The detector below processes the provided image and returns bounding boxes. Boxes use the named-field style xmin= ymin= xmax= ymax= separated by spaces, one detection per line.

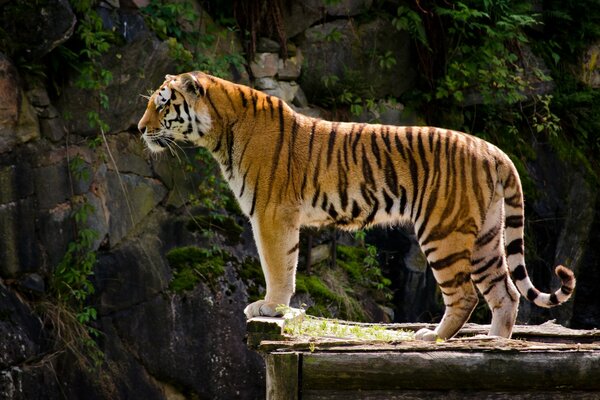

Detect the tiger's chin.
xmin=142 ymin=134 xmax=169 ymax=153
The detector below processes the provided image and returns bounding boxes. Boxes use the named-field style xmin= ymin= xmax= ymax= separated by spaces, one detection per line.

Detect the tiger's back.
xmin=138 ymin=72 xmax=575 ymax=341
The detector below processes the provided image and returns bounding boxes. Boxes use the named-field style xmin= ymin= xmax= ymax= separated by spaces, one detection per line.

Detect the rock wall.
xmin=0 ymin=1 xmax=599 ymax=399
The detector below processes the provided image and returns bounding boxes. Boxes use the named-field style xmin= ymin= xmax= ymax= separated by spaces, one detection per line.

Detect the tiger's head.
xmin=138 ymin=72 xmax=213 ymax=153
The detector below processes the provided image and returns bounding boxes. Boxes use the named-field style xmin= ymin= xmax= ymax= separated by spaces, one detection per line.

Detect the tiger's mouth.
xmin=142 ymin=131 xmax=170 ymax=153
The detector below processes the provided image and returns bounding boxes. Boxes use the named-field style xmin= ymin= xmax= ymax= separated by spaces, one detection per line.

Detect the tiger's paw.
xmin=415 ymin=328 xmax=439 ymax=341
xmin=244 ymin=300 xmax=284 ymax=319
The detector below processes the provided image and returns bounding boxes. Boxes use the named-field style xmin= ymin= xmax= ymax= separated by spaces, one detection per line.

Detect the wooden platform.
xmin=247 ymin=317 xmax=600 ymax=400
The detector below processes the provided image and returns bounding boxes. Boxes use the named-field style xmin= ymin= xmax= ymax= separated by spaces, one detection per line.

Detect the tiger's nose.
xmin=137 ymin=120 xmax=146 ymax=133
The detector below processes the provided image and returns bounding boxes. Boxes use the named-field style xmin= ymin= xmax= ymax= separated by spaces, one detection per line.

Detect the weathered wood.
xmin=301 ymin=351 xmax=600 ymax=391
xmin=264 ymin=352 xmax=299 ymax=400
xmin=247 ymin=319 xmax=600 ymax=399
xmin=302 ymin=390 xmax=600 ymax=400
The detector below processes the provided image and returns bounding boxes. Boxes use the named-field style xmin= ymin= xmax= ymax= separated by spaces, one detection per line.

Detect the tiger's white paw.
xmin=415 ymin=328 xmax=439 ymax=341
xmin=244 ymin=300 xmax=284 ymax=319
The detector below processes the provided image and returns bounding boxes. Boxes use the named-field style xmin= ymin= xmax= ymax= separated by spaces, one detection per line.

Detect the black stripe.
xmin=476 ymin=225 xmax=501 ymax=247
xmin=327 ymin=124 xmax=337 ymax=167
xmin=399 ymin=185 xmax=407 ymax=214
xmin=311 ymin=187 xmax=321 ymax=208
xmin=238 ymin=87 xmax=248 ymax=108
xmin=383 ymin=191 xmax=393 ymax=213
xmin=561 ymin=286 xmax=573 ymax=295
xmin=328 ymin=204 xmax=338 ymax=220
xmin=505 ymin=215 xmax=524 ymax=228
xmin=482 ymin=274 xmax=507 ymax=296
xmin=382 ymin=127 xmax=392 ymax=152
xmin=351 ymin=124 xmax=365 ymax=164
xmin=363 ymin=198 xmax=379 ymax=226
xmin=506 ymin=238 xmax=524 ymax=256
xmin=337 ymin=151 xmax=349 ymax=211
xmin=265 ymin=100 xmax=285 ymax=203
xmin=526 ymin=288 xmax=539 ymax=301
xmin=266 ymin=96 xmax=274 ymax=118
xmin=430 ymin=250 xmax=471 ymax=270
xmin=384 ymin=152 xmax=399 ymax=197
xmin=473 ymin=255 xmax=501 ymax=276
xmin=351 ymin=200 xmax=361 ymax=219
xmin=239 ymin=168 xmax=249 ymax=197
xmin=249 ymin=173 xmax=260 ymax=217
xmin=361 ymin=146 xmax=375 ymax=188
xmin=205 ymin=89 xmax=222 ymax=120
xmin=439 ymin=271 xmax=470 ymax=288
xmin=512 ymin=264 xmax=527 ymax=281
xmin=287 ymin=242 xmax=300 ymax=255
xmin=549 ymin=293 xmax=559 ymax=305
xmin=321 ymin=193 xmax=329 ymax=211
xmin=371 ymin=133 xmax=382 ymax=168
xmin=394 ymin=132 xmax=406 ymax=159
xmin=413 ymin=132 xmax=430 ymax=224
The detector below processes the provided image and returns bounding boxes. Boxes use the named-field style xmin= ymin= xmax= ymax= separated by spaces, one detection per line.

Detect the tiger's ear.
xmin=181 ymin=73 xmax=206 ymax=97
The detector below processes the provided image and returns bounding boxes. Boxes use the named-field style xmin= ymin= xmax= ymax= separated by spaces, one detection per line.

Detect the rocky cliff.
xmin=0 ymin=1 xmax=599 ymax=399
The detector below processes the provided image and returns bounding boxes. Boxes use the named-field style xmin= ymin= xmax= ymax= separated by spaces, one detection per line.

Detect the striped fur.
xmin=138 ymin=72 xmax=575 ymax=340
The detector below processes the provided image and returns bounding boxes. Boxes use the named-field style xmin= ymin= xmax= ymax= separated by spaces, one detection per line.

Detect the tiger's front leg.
xmin=244 ymin=210 xmax=300 ymax=318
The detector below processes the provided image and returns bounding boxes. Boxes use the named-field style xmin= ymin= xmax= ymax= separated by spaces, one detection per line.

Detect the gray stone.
xmin=0 ymin=163 xmax=34 ymax=205
xmin=56 ymin=31 xmax=176 ymax=136
xmin=39 ymin=115 xmax=66 ymax=142
xmin=0 ymin=198 xmax=39 ymax=277
xmin=298 ymin=18 xmax=416 ymax=101
xmin=257 ymin=37 xmax=280 ymax=53
xmin=36 ymin=201 xmax=75 ymax=269
xmin=150 ymin=149 xmax=204 ymax=209
xmin=292 ymin=86 xmax=309 ymax=108
xmin=326 ymin=0 xmax=373 ymax=16
xmin=0 ymin=54 xmax=19 ymax=128
xmin=17 ymin=273 xmax=45 ymax=296
xmin=103 ymin=133 xmax=153 ymax=177
xmin=282 ymin=0 xmax=373 ymax=38
xmin=111 ymin=263 xmax=265 ymax=399
xmin=33 ymin=163 xmax=74 ymax=210
xmin=254 ymin=77 xmax=278 ymax=90
xmin=0 ymin=55 xmax=40 ymax=154
xmin=277 ymin=49 xmax=303 ymax=80
xmin=262 ymin=81 xmax=299 ymax=104
xmin=249 ymin=53 xmax=279 ymax=78
xmin=102 ymin=170 xmax=167 ymax=246
xmin=0 ymin=0 xmax=76 ymax=60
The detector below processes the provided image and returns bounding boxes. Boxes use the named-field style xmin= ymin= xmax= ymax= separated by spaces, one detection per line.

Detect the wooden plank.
xmin=301 ymin=351 xmax=600 ymax=392
xmin=265 ymin=352 xmax=299 ymax=400
xmin=302 ymin=390 xmax=600 ymax=400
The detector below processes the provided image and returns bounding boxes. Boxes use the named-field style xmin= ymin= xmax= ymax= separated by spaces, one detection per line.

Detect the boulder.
xmin=0 ymin=55 xmax=40 ymax=154
xmin=282 ymin=0 xmax=373 ymax=38
xmin=56 ymin=31 xmax=176 ymax=136
xmin=110 ymin=263 xmax=265 ymax=399
xmin=249 ymin=53 xmax=279 ymax=78
xmin=0 ymin=198 xmax=40 ymax=278
xmin=0 ymin=0 xmax=76 ymax=60
xmin=298 ymin=18 xmax=415 ymax=102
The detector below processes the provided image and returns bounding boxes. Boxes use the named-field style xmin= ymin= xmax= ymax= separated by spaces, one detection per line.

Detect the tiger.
xmin=137 ymin=71 xmax=575 ymax=341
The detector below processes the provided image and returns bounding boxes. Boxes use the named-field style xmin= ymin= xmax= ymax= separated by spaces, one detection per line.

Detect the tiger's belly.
xmin=298 ymin=196 xmax=410 ymax=231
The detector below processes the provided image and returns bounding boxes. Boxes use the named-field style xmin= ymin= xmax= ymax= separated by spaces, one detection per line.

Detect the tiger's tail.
xmin=501 ymin=160 xmax=575 ymax=307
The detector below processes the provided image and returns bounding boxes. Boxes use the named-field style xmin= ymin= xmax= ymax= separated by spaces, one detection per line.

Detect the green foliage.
xmin=186 ymin=213 xmax=244 ymax=244
xmin=141 ymin=0 xmax=244 ymax=77
xmin=166 ymin=246 xmax=228 ymax=293
xmin=282 ymin=312 xmax=413 ymax=342
xmin=430 ymin=1 xmax=541 ymax=105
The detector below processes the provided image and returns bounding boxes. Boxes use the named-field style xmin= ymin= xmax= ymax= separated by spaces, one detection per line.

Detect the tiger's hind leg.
xmin=416 ymin=244 xmax=479 ymax=341
xmin=471 ymin=200 xmax=519 ymax=338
